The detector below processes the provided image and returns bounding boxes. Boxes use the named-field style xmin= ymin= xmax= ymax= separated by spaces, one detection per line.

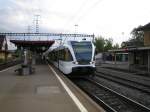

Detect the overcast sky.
xmin=0 ymin=0 xmax=150 ymax=44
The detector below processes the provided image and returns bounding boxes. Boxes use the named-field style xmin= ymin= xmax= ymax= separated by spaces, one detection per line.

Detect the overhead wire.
xmin=61 ymin=0 xmax=91 ymax=45
xmin=74 ymin=0 xmax=103 ymax=24
xmin=62 ymin=0 xmax=91 ymax=30
xmin=62 ymin=0 xmax=104 ymax=45
xmin=64 ymin=0 xmax=103 ymax=30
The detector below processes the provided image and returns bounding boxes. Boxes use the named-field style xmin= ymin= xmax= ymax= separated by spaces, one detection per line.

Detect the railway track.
xmin=95 ymin=71 xmax=150 ymax=94
xmin=72 ymin=78 xmax=150 ymax=112
xmin=102 ymin=66 xmax=135 ymax=74
xmin=103 ymin=66 xmax=149 ymax=77
xmin=0 ymin=59 xmax=22 ymax=71
xmin=96 ymin=67 xmax=150 ymax=86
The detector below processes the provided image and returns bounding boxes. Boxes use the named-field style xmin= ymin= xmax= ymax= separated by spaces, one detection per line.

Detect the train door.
xmin=58 ymin=49 xmax=65 ymax=72
xmin=59 ymin=48 xmax=73 ymax=74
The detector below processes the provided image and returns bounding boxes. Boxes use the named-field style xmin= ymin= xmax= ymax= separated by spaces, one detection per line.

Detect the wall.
xmin=128 ymin=52 xmax=134 ymax=65
xmin=144 ymin=31 xmax=150 ymax=46
xmin=0 ymin=53 xmax=5 ymax=59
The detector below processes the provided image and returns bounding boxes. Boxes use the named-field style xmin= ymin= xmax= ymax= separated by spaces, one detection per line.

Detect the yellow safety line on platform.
xmin=48 ymin=64 xmax=88 ymax=112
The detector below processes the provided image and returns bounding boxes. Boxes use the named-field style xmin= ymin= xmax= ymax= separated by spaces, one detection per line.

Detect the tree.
xmin=94 ymin=36 xmax=105 ymax=53
xmin=130 ymin=26 xmax=144 ymax=47
xmin=121 ymin=26 xmax=144 ymax=48
xmin=113 ymin=43 xmax=119 ymax=49
xmin=94 ymin=36 xmax=119 ymax=52
xmin=104 ymin=38 xmax=113 ymax=51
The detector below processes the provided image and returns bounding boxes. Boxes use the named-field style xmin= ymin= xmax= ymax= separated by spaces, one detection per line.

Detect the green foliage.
xmin=130 ymin=26 xmax=144 ymax=47
xmin=94 ymin=36 xmax=105 ymax=52
xmin=104 ymin=38 xmax=113 ymax=51
xmin=94 ymin=36 xmax=119 ymax=53
xmin=121 ymin=26 xmax=144 ymax=48
xmin=113 ymin=43 xmax=119 ymax=49
xmin=131 ymin=26 xmax=144 ymax=40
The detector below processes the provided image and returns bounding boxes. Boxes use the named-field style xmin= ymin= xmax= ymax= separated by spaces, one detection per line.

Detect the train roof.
xmin=47 ymin=40 xmax=93 ymax=52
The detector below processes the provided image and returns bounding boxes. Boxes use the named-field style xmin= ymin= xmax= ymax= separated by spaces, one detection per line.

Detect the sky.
xmin=0 ymin=0 xmax=150 ymax=45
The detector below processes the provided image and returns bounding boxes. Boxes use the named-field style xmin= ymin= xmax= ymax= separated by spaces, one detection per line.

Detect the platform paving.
xmin=0 ymin=64 xmax=104 ymax=112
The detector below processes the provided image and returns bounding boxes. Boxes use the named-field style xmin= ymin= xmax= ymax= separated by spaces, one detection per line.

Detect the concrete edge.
xmin=50 ymin=64 xmax=105 ymax=112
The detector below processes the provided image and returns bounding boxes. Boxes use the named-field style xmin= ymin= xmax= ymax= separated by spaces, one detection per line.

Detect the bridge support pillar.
xmin=32 ymin=51 xmax=36 ymax=65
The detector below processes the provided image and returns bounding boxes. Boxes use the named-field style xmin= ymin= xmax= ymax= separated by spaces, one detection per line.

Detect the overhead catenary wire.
xmin=74 ymin=0 xmax=103 ymax=23
xmin=62 ymin=0 xmax=103 ymax=45
xmin=62 ymin=0 xmax=91 ymax=31
xmin=61 ymin=0 xmax=91 ymax=44
xmin=64 ymin=0 xmax=103 ymax=31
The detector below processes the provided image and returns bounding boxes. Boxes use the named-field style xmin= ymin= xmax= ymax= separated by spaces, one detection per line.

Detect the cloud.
xmin=0 ymin=0 xmax=150 ymax=45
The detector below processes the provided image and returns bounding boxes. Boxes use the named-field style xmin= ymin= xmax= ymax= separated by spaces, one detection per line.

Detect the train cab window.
xmin=50 ymin=52 xmax=55 ymax=61
xmin=65 ymin=49 xmax=73 ymax=61
xmin=71 ymin=42 xmax=92 ymax=60
xmin=57 ymin=48 xmax=73 ymax=61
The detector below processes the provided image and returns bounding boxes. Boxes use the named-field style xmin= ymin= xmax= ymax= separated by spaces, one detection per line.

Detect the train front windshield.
xmin=71 ymin=41 xmax=92 ymax=64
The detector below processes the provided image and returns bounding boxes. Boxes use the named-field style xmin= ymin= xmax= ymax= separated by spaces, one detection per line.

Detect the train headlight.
xmin=73 ymin=61 xmax=78 ymax=64
xmin=90 ymin=61 xmax=95 ymax=64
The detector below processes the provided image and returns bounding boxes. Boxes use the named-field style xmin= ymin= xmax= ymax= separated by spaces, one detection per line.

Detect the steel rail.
xmin=73 ymin=78 xmax=150 ymax=112
xmin=95 ymin=72 xmax=150 ymax=94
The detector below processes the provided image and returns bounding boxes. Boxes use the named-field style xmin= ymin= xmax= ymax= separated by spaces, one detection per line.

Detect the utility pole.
xmin=27 ymin=25 xmax=32 ymax=40
xmin=34 ymin=15 xmax=40 ymax=33
xmin=34 ymin=15 xmax=41 ymax=40
xmin=27 ymin=25 xmax=32 ymax=33
xmin=74 ymin=24 xmax=78 ymax=40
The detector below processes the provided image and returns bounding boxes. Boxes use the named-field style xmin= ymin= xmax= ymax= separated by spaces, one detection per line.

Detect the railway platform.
xmin=0 ymin=64 xmax=105 ymax=112
xmin=99 ymin=61 xmax=150 ymax=75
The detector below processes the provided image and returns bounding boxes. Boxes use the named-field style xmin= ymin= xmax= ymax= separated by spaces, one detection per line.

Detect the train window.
xmin=57 ymin=48 xmax=73 ymax=61
xmin=71 ymin=41 xmax=92 ymax=62
xmin=59 ymin=49 xmax=65 ymax=60
xmin=54 ymin=51 xmax=58 ymax=61
xmin=52 ymin=52 xmax=55 ymax=61
xmin=64 ymin=49 xmax=73 ymax=61
xmin=49 ymin=52 xmax=54 ymax=61
xmin=58 ymin=50 xmax=61 ymax=59
xmin=71 ymin=42 xmax=92 ymax=53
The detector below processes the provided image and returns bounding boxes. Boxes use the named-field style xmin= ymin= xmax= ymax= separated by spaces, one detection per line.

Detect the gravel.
xmin=94 ymin=76 xmax=150 ymax=108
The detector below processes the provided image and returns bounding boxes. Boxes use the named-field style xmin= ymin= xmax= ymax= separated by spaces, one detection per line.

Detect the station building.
xmin=0 ymin=35 xmax=24 ymax=63
xmin=0 ymin=35 xmax=12 ymax=63
xmin=109 ymin=22 xmax=150 ymax=73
